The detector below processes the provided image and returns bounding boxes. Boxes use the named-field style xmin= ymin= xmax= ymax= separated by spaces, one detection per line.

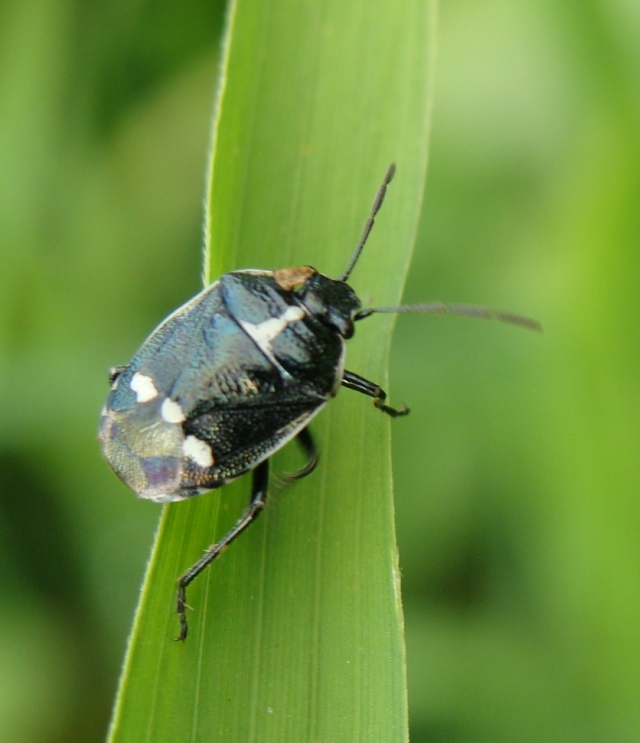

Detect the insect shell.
xmin=99 ymin=164 xmax=539 ymax=641
xmin=100 ymin=264 xmax=359 ymax=503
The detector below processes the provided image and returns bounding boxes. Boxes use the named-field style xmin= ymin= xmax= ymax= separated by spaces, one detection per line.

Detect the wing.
xmin=182 ymin=396 xmax=326 ymax=491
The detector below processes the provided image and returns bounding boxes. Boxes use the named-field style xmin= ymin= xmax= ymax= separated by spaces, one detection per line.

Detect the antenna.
xmin=339 ymin=163 xmax=396 ymax=282
xmin=341 ymin=164 xmax=541 ymax=333
xmin=355 ymin=303 xmax=542 ymax=331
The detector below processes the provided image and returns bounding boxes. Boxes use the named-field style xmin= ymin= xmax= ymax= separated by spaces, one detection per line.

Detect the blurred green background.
xmin=1 ymin=0 xmax=639 ymax=741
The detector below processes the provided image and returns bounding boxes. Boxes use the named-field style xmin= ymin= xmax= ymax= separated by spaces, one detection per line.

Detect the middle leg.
xmin=281 ymin=427 xmax=319 ymax=484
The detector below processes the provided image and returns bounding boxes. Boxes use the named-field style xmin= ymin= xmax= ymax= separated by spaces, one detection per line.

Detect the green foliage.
xmin=107 ymin=0 xmax=435 ymax=740
xmin=2 ymin=1 xmax=640 ymax=742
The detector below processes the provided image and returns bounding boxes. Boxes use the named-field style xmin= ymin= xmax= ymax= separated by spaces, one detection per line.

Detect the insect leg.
xmin=281 ymin=427 xmax=319 ymax=483
xmin=341 ymin=370 xmax=409 ymax=418
xmin=175 ymin=459 xmax=270 ymax=641
xmin=108 ymin=365 xmax=127 ymax=386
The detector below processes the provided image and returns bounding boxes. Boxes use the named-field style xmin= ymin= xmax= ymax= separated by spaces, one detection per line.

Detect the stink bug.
xmin=99 ymin=164 xmax=540 ymax=641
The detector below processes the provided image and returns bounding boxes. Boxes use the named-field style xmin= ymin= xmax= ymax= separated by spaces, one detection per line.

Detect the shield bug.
xmin=99 ymin=164 xmax=540 ymax=641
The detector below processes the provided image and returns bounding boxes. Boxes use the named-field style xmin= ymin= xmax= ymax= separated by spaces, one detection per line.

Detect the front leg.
xmin=175 ymin=459 xmax=270 ymax=641
xmin=341 ymin=370 xmax=409 ymax=418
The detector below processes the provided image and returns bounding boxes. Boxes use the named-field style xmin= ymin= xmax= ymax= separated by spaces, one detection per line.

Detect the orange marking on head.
xmin=273 ymin=265 xmax=316 ymax=291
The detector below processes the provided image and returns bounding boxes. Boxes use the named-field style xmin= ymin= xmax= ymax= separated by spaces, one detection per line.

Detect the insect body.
xmin=99 ymin=165 xmax=539 ymax=641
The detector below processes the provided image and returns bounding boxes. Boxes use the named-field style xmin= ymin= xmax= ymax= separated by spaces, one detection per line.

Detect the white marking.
xmin=283 ymin=304 xmax=305 ymax=321
xmin=332 ymin=339 xmax=347 ymax=394
xmin=130 ymin=372 xmax=158 ymax=403
xmin=148 ymin=493 xmax=178 ymax=504
xmin=239 ymin=305 xmax=305 ymax=372
xmin=182 ymin=435 xmax=214 ymax=468
xmin=161 ymin=398 xmax=186 ymax=423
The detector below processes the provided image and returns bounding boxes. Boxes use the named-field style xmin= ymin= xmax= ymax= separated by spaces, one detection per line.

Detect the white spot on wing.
xmin=282 ymin=304 xmax=305 ymax=323
xmin=239 ymin=304 xmax=305 ymax=371
xmin=130 ymin=372 xmax=158 ymax=403
xmin=161 ymin=397 xmax=186 ymax=423
xmin=182 ymin=435 xmax=214 ymax=468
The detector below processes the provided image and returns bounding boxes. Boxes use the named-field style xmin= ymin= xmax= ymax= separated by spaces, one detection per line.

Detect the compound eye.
xmin=273 ymin=265 xmax=316 ymax=291
xmin=328 ymin=310 xmax=354 ymax=339
xmin=342 ymin=319 xmax=355 ymax=340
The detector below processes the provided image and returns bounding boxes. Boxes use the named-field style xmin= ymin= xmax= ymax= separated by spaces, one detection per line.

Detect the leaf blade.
xmin=108 ymin=0 xmax=436 ymax=740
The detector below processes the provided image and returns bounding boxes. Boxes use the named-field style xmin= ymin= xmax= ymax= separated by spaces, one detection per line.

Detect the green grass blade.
xmin=108 ymin=0 xmax=436 ymax=740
